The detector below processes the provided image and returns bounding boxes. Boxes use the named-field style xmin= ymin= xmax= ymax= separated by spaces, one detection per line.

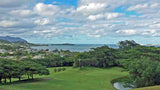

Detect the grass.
xmin=134 ymin=86 xmax=160 ymax=90
xmin=0 ymin=67 xmax=128 ymax=90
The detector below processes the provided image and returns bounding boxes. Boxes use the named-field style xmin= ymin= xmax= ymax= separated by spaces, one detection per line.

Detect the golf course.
xmin=0 ymin=67 xmax=128 ymax=90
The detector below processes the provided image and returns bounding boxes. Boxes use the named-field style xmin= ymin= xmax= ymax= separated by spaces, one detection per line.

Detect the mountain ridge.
xmin=0 ymin=36 xmax=27 ymax=42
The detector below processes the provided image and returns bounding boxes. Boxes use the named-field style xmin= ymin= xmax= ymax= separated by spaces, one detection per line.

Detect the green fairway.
xmin=134 ymin=86 xmax=160 ymax=90
xmin=0 ymin=67 xmax=128 ymax=90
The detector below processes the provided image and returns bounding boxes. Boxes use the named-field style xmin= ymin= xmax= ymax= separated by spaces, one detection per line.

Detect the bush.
xmin=58 ymin=68 xmax=61 ymax=72
xmin=54 ymin=68 xmax=57 ymax=72
xmin=62 ymin=67 xmax=66 ymax=71
xmin=129 ymin=58 xmax=160 ymax=88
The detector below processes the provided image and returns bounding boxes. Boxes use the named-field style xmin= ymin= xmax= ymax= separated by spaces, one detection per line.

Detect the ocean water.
xmin=31 ymin=44 xmax=118 ymax=52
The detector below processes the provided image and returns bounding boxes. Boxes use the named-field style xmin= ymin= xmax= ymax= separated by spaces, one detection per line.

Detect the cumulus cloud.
xmin=33 ymin=27 xmax=65 ymax=37
xmin=77 ymin=3 xmax=107 ymax=13
xmin=116 ymin=29 xmax=158 ymax=36
xmin=87 ymin=29 xmax=107 ymax=38
xmin=127 ymin=2 xmax=160 ymax=14
xmin=106 ymin=13 xmax=122 ymax=19
xmin=128 ymin=3 xmax=149 ymax=11
xmin=149 ymin=23 xmax=160 ymax=28
xmin=10 ymin=10 xmax=34 ymax=17
xmin=34 ymin=3 xmax=60 ymax=16
xmin=0 ymin=20 xmax=18 ymax=28
xmin=116 ymin=29 xmax=137 ymax=35
xmin=128 ymin=3 xmax=159 ymax=11
xmin=34 ymin=18 xmax=50 ymax=25
xmin=88 ymin=14 xmax=104 ymax=21
xmin=1 ymin=0 xmax=160 ymax=43
xmin=88 ymin=13 xmax=123 ymax=21
xmin=150 ymin=3 xmax=159 ymax=8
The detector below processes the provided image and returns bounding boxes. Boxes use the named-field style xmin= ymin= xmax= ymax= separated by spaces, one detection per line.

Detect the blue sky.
xmin=44 ymin=0 xmax=78 ymax=7
xmin=114 ymin=6 xmax=142 ymax=17
xmin=0 ymin=0 xmax=160 ymax=44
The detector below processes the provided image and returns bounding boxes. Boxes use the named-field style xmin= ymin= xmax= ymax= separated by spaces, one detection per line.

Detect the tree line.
xmin=0 ymin=59 xmax=49 ymax=84
xmin=1 ymin=40 xmax=160 ymax=88
xmin=72 ymin=40 xmax=160 ymax=88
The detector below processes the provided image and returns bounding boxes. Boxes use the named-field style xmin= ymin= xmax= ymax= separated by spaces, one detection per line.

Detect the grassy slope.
xmin=0 ymin=67 xmax=128 ymax=90
xmin=134 ymin=86 xmax=160 ymax=90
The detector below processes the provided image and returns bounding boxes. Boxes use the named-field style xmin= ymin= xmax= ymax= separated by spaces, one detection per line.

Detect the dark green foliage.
xmin=0 ymin=59 xmax=49 ymax=84
xmin=0 ymin=39 xmax=11 ymax=44
xmin=58 ymin=68 xmax=62 ymax=72
xmin=117 ymin=45 xmax=160 ymax=69
xmin=54 ymin=68 xmax=57 ymax=72
xmin=74 ymin=46 xmax=118 ymax=68
xmin=118 ymin=40 xmax=139 ymax=50
xmin=25 ymin=55 xmax=74 ymax=68
xmin=62 ymin=67 xmax=66 ymax=71
xmin=129 ymin=57 xmax=160 ymax=88
xmin=72 ymin=40 xmax=160 ymax=88
xmin=115 ymin=41 xmax=160 ymax=88
xmin=1 ymin=39 xmax=160 ymax=88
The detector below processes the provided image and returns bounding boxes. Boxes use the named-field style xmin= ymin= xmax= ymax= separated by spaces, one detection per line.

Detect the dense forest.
xmin=1 ymin=40 xmax=160 ymax=88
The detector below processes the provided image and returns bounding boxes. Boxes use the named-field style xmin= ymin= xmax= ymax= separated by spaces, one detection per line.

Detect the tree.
xmin=0 ymin=59 xmax=20 ymax=83
xmin=129 ymin=57 xmax=160 ymax=88
xmin=23 ymin=60 xmax=49 ymax=80
xmin=0 ymin=61 xmax=3 ymax=83
xmin=0 ymin=59 xmax=50 ymax=84
xmin=118 ymin=40 xmax=139 ymax=50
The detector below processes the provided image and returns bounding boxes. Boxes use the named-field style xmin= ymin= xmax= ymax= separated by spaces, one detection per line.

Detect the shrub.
xmin=54 ymin=68 xmax=57 ymax=72
xmin=58 ymin=68 xmax=61 ymax=72
xmin=62 ymin=67 xmax=66 ymax=71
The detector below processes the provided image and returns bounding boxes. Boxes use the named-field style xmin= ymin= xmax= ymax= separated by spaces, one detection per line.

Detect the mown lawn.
xmin=0 ymin=67 xmax=128 ymax=90
xmin=134 ymin=86 xmax=160 ymax=90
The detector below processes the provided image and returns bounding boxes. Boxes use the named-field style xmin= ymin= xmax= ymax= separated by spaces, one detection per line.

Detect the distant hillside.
xmin=0 ymin=39 xmax=11 ymax=44
xmin=0 ymin=36 xmax=33 ymax=46
xmin=0 ymin=36 xmax=27 ymax=42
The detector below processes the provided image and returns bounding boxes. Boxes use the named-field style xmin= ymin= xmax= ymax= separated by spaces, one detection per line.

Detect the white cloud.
xmin=128 ymin=3 xmax=149 ymax=11
xmin=0 ymin=20 xmax=18 ymax=27
xmin=106 ymin=13 xmax=121 ymax=19
xmin=87 ymin=34 xmax=101 ymax=38
xmin=77 ymin=3 xmax=107 ymax=12
xmin=34 ymin=3 xmax=60 ymax=16
xmin=10 ymin=10 xmax=33 ymax=17
xmin=1 ymin=0 xmax=160 ymax=42
xmin=149 ymin=23 xmax=160 ymax=28
xmin=116 ymin=29 xmax=137 ymax=35
xmin=88 ymin=14 xmax=103 ymax=21
xmin=150 ymin=3 xmax=159 ymax=8
xmin=34 ymin=18 xmax=50 ymax=25
xmin=116 ymin=29 xmax=159 ymax=36
xmin=141 ymin=30 xmax=156 ymax=35
xmin=33 ymin=27 xmax=63 ymax=37
xmin=88 ymin=13 xmax=122 ymax=21
xmin=76 ymin=3 xmax=107 ymax=15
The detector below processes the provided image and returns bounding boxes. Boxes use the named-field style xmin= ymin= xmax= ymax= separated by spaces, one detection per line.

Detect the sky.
xmin=0 ymin=0 xmax=160 ymax=44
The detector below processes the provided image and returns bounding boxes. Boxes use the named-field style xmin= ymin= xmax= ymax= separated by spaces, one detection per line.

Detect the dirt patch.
xmin=42 ymin=77 xmax=51 ymax=80
xmin=31 ymin=78 xmax=51 ymax=85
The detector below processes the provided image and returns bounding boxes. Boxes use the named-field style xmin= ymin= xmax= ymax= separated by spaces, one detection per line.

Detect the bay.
xmin=31 ymin=44 xmax=118 ymax=52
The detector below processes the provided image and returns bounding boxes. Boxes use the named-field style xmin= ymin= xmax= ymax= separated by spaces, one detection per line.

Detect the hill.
xmin=0 ymin=36 xmax=27 ymax=42
xmin=0 ymin=36 xmax=33 ymax=46
xmin=0 ymin=39 xmax=11 ymax=44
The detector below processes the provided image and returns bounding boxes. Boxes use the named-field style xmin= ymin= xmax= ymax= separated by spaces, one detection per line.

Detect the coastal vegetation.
xmin=1 ymin=39 xmax=160 ymax=89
